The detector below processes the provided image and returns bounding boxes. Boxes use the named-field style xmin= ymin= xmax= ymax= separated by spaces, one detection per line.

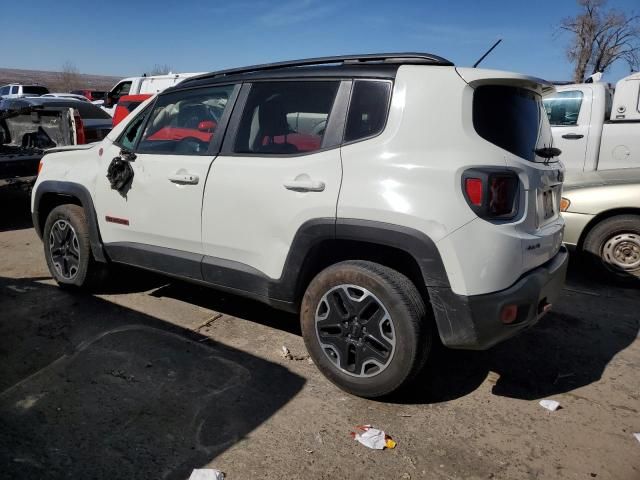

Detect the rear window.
xmin=22 ymin=86 xmax=49 ymax=96
xmin=39 ymin=100 xmax=111 ymax=120
xmin=473 ymin=85 xmax=542 ymax=162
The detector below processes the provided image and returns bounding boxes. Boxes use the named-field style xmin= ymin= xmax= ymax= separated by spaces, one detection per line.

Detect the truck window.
xmin=113 ymin=82 xmax=132 ymax=97
xmin=11 ymin=86 xmax=18 ymax=94
xmin=543 ymin=91 xmax=583 ymax=126
xmin=22 ymin=86 xmax=49 ymax=96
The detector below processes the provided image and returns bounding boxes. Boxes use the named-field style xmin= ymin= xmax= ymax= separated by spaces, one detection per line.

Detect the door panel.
xmin=546 ymin=87 xmax=592 ymax=171
xmin=95 ymin=84 xmax=237 ymax=259
xmin=201 ymin=80 xmax=345 ymax=279
xmin=201 ymin=150 xmax=342 ymax=278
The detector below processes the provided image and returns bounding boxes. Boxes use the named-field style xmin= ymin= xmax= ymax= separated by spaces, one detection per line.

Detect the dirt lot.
xmin=1 ymin=188 xmax=639 ymax=480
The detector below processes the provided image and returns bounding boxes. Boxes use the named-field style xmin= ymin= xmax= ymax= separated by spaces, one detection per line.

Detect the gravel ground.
xmin=1 ymin=188 xmax=639 ymax=480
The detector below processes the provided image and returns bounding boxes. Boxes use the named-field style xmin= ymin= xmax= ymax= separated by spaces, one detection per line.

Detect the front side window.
xmin=137 ymin=85 xmax=234 ymax=155
xmin=234 ymin=81 xmax=339 ymax=155
xmin=0 ymin=86 xmax=10 ymax=96
xmin=113 ymin=82 xmax=132 ymax=97
xmin=543 ymin=90 xmax=583 ymax=126
xmin=345 ymin=80 xmax=392 ymax=142
xmin=118 ymin=106 xmax=151 ymax=151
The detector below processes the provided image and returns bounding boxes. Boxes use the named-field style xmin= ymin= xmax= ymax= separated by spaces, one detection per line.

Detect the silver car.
xmin=562 ymin=169 xmax=640 ymax=280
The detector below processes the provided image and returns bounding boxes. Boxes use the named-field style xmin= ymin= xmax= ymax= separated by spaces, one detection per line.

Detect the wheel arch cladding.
xmin=33 ymin=181 xmax=106 ymax=262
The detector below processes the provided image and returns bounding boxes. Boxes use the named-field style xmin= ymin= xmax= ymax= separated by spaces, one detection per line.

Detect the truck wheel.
xmin=301 ymin=260 xmax=431 ymax=398
xmin=43 ymin=204 xmax=108 ymax=289
xmin=583 ymin=214 xmax=640 ymax=281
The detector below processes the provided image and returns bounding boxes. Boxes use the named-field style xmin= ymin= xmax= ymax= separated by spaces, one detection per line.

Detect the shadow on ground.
xmin=0 ymin=276 xmax=305 ymax=480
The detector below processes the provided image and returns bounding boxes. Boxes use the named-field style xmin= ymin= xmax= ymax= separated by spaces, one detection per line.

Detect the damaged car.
xmin=0 ymin=97 xmax=111 ymax=188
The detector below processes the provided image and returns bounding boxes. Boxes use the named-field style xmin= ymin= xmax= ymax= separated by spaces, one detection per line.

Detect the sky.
xmin=0 ymin=0 xmax=638 ymax=83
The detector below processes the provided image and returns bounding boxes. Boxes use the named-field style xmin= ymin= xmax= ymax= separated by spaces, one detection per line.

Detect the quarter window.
xmin=345 ymin=80 xmax=392 ymax=142
xmin=234 ymin=81 xmax=339 ymax=155
xmin=137 ymin=85 xmax=234 ymax=155
xmin=543 ymin=90 xmax=583 ymax=126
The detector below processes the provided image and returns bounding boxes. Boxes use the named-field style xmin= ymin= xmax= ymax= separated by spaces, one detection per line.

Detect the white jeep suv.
xmin=31 ymin=54 xmax=568 ymax=398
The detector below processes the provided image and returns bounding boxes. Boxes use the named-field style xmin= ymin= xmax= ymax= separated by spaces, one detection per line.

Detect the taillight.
xmin=37 ymin=160 xmax=43 ymax=174
xmin=74 ymin=109 xmax=86 ymax=144
xmin=462 ymin=169 xmax=519 ymax=219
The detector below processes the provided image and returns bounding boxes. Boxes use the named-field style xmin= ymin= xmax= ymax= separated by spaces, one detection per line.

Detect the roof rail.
xmin=183 ymin=52 xmax=454 ymax=83
xmin=549 ymin=80 xmax=575 ymax=86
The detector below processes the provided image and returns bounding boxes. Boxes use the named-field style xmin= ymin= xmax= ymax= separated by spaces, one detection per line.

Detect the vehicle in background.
xmin=1 ymin=100 xmax=79 ymax=188
xmin=543 ymin=72 xmax=640 ymax=173
xmin=0 ymin=84 xmax=50 ymax=99
xmin=1 ymin=97 xmax=112 ymax=147
xmin=42 ymin=93 xmax=90 ymax=102
xmin=561 ymin=168 xmax=640 ymax=281
xmin=111 ymin=94 xmax=152 ymax=127
xmin=32 ymin=53 xmax=567 ymax=398
xmin=70 ymin=90 xmax=106 ymax=102
xmin=103 ymin=72 xmax=205 ymax=115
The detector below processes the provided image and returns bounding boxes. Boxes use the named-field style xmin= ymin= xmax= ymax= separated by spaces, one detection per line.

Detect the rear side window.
xmin=345 ymin=80 xmax=392 ymax=142
xmin=11 ymin=86 xmax=18 ymax=94
xmin=543 ymin=90 xmax=583 ymax=126
xmin=473 ymin=85 xmax=542 ymax=162
xmin=22 ymin=86 xmax=49 ymax=96
xmin=137 ymin=85 xmax=234 ymax=155
xmin=234 ymin=81 xmax=339 ymax=155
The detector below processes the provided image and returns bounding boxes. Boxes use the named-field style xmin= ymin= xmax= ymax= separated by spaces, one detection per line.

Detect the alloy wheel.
xmin=314 ymin=284 xmax=396 ymax=377
xmin=49 ymin=219 xmax=80 ymax=280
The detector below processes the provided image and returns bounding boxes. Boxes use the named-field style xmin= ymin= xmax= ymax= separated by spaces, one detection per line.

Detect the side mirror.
xmin=120 ymin=148 xmax=137 ymax=162
xmin=105 ymin=93 xmax=118 ymax=108
xmin=197 ymin=120 xmax=216 ymax=132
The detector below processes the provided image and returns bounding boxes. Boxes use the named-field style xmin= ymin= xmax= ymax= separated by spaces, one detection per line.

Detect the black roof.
xmin=175 ymin=53 xmax=453 ymax=90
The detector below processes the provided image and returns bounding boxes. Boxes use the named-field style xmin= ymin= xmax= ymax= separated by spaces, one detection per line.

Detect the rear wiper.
xmin=534 ymin=146 xmax=562 ymax=162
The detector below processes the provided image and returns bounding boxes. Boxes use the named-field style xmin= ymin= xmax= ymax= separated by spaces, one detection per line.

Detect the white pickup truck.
xmin=103 ymin=72 xmax=205 ymax=115
xmin=543 ymin=72 xmax=640 ymax=172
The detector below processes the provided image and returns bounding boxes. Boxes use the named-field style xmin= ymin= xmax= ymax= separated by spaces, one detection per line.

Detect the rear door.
xmin=201 ymin=80 xmax=347 ymax=284
xmin=94 ymin=84 xmax=239 ymax=277
xmin=544 ymin=87 xmax=592 ymax=171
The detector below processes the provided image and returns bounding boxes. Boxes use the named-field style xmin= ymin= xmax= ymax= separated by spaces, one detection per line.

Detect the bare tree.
xmin=561 ymin=0 xmax=640 ymax=82
xmin=148 ymin=64 xmax=172 ymax=75
xmin=59 ymin=61 xmax=82 ymax=92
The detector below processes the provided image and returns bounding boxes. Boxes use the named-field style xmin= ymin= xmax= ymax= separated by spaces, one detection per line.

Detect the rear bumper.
xmin=429 ymin=245 xmax=569 ymax=350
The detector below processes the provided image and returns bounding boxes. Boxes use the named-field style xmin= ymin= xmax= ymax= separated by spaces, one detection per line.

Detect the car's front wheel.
xmin=301 ymin=260 xmax=431 ymax=398
xmin=43 ymin=204 xmax=107 ymax=289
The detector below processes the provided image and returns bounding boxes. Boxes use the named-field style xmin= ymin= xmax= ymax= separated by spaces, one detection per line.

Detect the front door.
xmin=545 ymin=88 xmax=591 ymax=171
xmin=94 ymin=84 xmax=238 ymax=277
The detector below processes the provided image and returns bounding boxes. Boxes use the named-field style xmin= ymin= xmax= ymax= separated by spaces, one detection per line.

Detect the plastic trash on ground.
xmin=634 ymin=433 xmax=640 ymax=444
xmin=539 ymin=399 xmax=561 ymax=411
xmin=188 ymin=469 xmax=225 ymax=480
xmin=351 ymin=425 xmax=396 ymax=450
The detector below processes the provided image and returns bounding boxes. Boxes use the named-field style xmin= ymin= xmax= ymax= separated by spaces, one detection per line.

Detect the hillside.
xmin=0 ymin=67 xmax=122 ymax=92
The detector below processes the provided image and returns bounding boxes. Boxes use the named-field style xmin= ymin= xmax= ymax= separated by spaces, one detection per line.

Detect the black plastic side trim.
xmin=105 ymin=242 xmax=203 ymax=280
xmin=100 ymin=219 xmax=449 ymax=313
xmin=32 ymin=180 xmax=106 ymax=262
xmin=335 ymin=219 xmax=450 ymax=287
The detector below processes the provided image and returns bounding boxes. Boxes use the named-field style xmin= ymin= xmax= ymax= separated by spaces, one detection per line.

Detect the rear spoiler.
xmin=455 ymin=67 xmax=556 ymax=97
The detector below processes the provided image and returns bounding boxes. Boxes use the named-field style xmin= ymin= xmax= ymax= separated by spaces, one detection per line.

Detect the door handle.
xmin=169 ymin=173 xmax=199 ymax=185
xmin=283 ymin=179 xmax=326 ymax=192
xmin=562 ymin=133 xmax=584 ymax=140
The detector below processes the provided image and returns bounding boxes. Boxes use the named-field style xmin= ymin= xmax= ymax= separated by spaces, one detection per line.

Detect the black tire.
xmin=583 ymin=214 xmax=640 ymax=281
xmin=43 ymin=204 xmax=108 ymax=289
xmin=301 ymin=260 xmax=431 ymax=398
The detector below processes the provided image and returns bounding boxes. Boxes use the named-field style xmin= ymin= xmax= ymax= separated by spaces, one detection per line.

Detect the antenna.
xmin=473 ymin=39 xmax=502 ymax=68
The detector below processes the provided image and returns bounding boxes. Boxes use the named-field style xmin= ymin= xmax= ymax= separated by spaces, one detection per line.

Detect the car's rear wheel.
xmin=583 ymin=214 xmax=640 ymax=281
xmin=43 ymin=204 xmax=108 ymax=289
xmin=301 ymin=260 xmax=431 ymax=398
